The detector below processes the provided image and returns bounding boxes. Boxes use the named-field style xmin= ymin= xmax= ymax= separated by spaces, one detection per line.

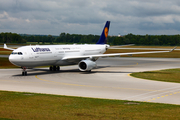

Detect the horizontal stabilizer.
xmin=3 ymin=44 xmax=15 ymax=51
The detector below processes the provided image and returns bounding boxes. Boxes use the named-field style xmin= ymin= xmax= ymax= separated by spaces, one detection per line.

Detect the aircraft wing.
xmin=62 ymin=47 xmax=176 ymax=60
xmin=62 ymin=55 xmax=90 ymax=60
xmin=3 ymin=44 xmax=15 ymax=51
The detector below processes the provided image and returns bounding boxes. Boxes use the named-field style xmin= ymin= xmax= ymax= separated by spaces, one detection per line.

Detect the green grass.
xmin=0 ymin=51 xmax=11 ymax=55
xmin=0 ymin=48 xmax=12 ymax=55
xmin=0 ymin=58 xmax=18 ymax=68
xmin=105 ymin=49 xmax=180 ymax=58
xmin=0 ymin=46 xmax=180 ymax=119
xmin=0 ymin=91 xmax=180 ymax=120
xmin=131 ymin=68 xmax=180 ymax=83
xmin=121 ymin=45 xmax=180 ymax=49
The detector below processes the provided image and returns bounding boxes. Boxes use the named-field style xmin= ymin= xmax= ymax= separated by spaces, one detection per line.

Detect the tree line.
xmin=113 ymin=33 xmax=180 ymax=46
xmin=1 ymin=32 xmax=180 ymax=46
xmin=0 ymin=32 xmax=26 ymax=43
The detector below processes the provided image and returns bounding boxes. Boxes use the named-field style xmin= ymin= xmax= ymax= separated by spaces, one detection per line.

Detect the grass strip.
xmin=0 ymin=91 xmax=180 ymax=120
xmin=0 ymin=58 xmax=18 ymax=68
xmin=120 ymin=46 xmax=180 ymax=49
xmin=105 ymin=49 xmax=180 ymax=58
xmin=0 ymin=48 xmax=12 ymax=55
xmin=131 ymin=68 xmax=180 ymax=83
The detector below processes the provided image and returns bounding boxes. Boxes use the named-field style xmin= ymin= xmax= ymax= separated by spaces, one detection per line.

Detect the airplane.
xmin=4 ymin=21 xmax=176 ymax=76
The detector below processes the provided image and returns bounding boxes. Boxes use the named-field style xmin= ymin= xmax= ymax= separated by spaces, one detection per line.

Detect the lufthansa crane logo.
xmin=104 ymin=27 xmax=109 ymax=38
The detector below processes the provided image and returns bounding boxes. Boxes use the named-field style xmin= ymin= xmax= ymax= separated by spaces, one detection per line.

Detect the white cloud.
xmin=0 ymin=0 xmax=180 ymax=35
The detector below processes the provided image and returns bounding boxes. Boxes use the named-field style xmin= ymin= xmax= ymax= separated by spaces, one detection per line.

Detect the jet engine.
xmin=78 ymin=59 xmax=97 ymax=71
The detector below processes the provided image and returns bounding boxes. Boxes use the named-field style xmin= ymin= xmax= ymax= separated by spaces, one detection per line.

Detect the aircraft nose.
xmin=9 ymin=54 xmax=19 ymax=66
xmin=9 ymin=54 xmax=15 ymax=64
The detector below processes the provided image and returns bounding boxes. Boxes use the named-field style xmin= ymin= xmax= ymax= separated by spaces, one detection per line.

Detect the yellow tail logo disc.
xmin=104 ymin=27 xmax=109 ymax=38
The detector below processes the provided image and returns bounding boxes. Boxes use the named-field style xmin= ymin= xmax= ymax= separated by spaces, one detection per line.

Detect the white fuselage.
xmin=9 ymin=44 xmax=108 ymax=67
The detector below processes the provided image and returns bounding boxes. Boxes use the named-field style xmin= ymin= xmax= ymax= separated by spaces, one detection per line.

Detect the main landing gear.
xmin=49 ymin=66 xmax=60 ymax=71
xmin=22 ymin=67 xmax=27 ymax=76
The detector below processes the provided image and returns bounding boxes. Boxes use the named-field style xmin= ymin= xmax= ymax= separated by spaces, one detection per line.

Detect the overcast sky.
xmin=0 ymin=0 xmax=180 ymax=36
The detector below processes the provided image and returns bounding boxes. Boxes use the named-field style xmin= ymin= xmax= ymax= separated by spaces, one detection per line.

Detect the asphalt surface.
xmin=0 ymin=57 xmax=180 ymax=105
xmin=0 ymin=55 xmax=9 ymax=58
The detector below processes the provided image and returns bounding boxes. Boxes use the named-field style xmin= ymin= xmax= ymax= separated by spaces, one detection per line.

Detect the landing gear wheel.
xmin=22 ymin=71 xmax=27 ymax=76
xmin=25 ymin=71 xmax=27 ymax=76
xmin=53 ymin=66 xmax=56 ymax=71
xmin=49 ymin=66 xmax=53 ymax=71
xmin=22 ymin=67 xmax=27 ymax=76
xmin=49 ymin=66 xmax=60 ymax=71
xmin=57 ymin=66 xmax=60 ymax=71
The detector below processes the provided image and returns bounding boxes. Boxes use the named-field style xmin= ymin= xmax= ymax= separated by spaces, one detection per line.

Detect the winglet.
xmin=169 ymin=46 xmax=177 ymax=52
xmin=3 ymin=44 xmax=15 ymax=51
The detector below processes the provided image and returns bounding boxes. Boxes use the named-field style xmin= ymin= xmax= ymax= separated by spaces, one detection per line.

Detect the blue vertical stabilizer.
xmin=96 ymin=21 xmax=110 ymax=44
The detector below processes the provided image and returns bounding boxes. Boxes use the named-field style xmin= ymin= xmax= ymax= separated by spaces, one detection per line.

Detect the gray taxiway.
xmin=0 ymin=57 xmax=180 ymax=105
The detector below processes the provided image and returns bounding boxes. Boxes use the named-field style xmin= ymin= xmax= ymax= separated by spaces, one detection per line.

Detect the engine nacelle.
xmin=78 ymin=59 xmax=97 ymax=71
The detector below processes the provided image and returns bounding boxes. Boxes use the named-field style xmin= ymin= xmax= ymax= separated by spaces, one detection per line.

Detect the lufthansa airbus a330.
xmin=4 ymin=21 xmax=176 ymax=75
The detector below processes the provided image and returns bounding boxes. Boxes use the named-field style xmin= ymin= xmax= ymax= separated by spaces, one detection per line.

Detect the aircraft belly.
xmin=12 ymin=60 xmax=57 ymax=67
xmin=54 ymin=59 xmax=79 ymax=66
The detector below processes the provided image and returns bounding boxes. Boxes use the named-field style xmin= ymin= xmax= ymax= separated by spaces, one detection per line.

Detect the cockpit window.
xmin=18 ymin=52 xmax=23 ymax=55
xmin=11 ymin=52 xmax=17 ymax=55
xmin=11 ymin=52 xmax=23 ymax=55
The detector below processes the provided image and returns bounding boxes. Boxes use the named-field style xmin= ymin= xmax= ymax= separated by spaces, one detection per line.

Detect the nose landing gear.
xmin=22 ymin=67 xmax=27 ymax=76
xmin=20 ymin=66 xmax=60 ymax=76
xmin=49 ymin=66 xmax=60 ymax=71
